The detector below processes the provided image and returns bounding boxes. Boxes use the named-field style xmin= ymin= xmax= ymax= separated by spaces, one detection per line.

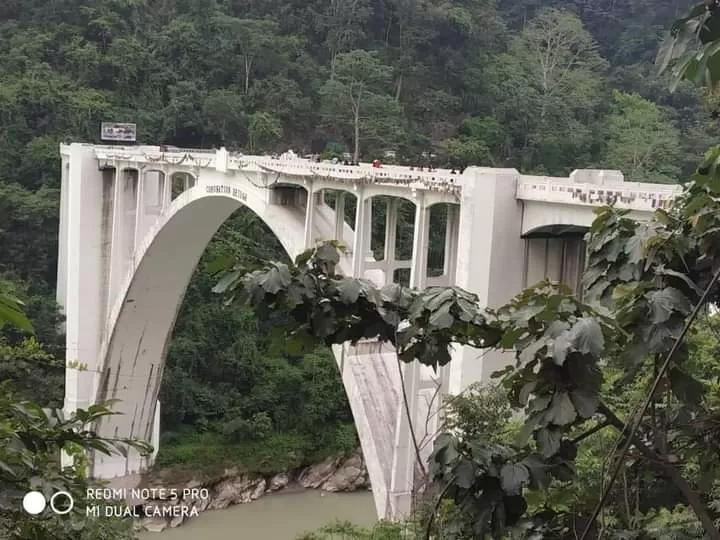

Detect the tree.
xmin=488 ymin=8 xmax=608 ymax=173
xmin=317 ymin=0 xmax=372 ymax=77
xmin=248 ymin=111 xmax=283 ymax=153
xmin=213 ymin=17 xmax=284 ymax=94
xmin=438 ymin=115 xmax=502 ymax=168
xmin=602 ymin=90 xmax=682 ymax=183
xmin=319 ymin=50 xmax=403 ymax=162
xmin=656 ymin=1 xmax=720 ymax=93
xmin=202 ymin=88 xmax=248 ymax=147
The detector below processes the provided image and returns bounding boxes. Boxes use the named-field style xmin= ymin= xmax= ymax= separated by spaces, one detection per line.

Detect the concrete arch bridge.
xmin=57 ymin=144 xmax=680 ymax=519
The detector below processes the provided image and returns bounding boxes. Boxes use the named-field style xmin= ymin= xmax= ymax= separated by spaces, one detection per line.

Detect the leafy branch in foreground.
xmin=211 ymin=240 xmax=503 ymax=369
xmin=0 ymin=290 xmax=151 ymax=539
xmin=656 ymin=0 xmax=720 ymax=91
xmin=0 ymin=292 xmax=34 ymax=333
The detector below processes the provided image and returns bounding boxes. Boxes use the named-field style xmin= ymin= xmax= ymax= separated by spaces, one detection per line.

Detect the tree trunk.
xmin=330 ymin=51 xmax=337 ymax=79
xmin=353 ymin=99 xmax=360 ymax=164
xmin=244 ymin=57 xmax=252 ymax=94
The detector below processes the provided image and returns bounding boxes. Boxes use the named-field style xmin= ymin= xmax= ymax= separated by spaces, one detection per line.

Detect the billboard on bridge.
xmin=101 ymin=122 xmax=137 ymax=142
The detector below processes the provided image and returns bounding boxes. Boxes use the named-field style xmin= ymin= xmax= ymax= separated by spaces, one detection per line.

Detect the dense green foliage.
xmin=3 ymin=0 xmax=720 ymax=537
xmin=219 ymin=86 xmax=720 ymax=534
xmin=228 ymin=192 xmax=720 ymax=538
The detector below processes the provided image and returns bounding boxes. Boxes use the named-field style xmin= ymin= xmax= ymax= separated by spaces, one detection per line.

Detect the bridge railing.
xmin=92 ymin=146 xmax=461 ymax=193
xmin=233 ymin=156 xmax=462 ymax=194
xmin=516 ymin=176 xmax=683 ymax=212
xmin=95 ymin=146 xmax=218 ymax=168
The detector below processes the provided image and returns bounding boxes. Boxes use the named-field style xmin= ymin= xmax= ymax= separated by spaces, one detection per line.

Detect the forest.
xmin=1 ymin=0 xmax=720 ymax=535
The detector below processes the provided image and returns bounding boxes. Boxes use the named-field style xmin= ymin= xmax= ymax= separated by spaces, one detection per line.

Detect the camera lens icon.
xmin=22 ymin=490 xmax=74 ymax=515
xmin=50 ymin=491 xmax=74 ymax=515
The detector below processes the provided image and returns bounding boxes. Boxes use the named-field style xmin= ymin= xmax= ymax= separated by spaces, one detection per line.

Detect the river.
xmin=139 ymin=490 xmax=377 ymax=540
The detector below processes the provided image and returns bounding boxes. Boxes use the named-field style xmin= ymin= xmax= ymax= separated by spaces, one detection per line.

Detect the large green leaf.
xmin=668 ymin=366 xmax=705 ymax=406
xmin=500 ymin=463 xmax=530 ymax=495
xmin=335 ymin=278 xmax=364 ymax=303
xmin=212 ymin=269 xmax=241 ymax=293
xmin=569 ymin=389 xmax=599 ymax=419
xmin=623 ymin=234 xmax=645 ymax=265
xmin=429 ymin=303 xmax=454 ymax=329
xmin=515 ymin=412 xmax=543 ymax=448
xmin=454 ymin=459 xmax=477 ymax=489
xmin=315 ymin=242 xmax=341 ymax=266
xmin=568 ymin=317 xmax=604 ymax=356
xmin=206 ymin=255 xmax=235 ymax=276
xmin=258 ymin=264 xmax=292 ymax=293
xmin=0 ymin=295 xmax=34 ymax=333
xmin=521 ymin=455 xmax=552 ymax=490
xmin=536 ymin=427 xmax=562 ymax=458
xmin=545 ymin=391 xmax=577 ymax=426
xmin=646 ymin=287 xmax=692 ymax=324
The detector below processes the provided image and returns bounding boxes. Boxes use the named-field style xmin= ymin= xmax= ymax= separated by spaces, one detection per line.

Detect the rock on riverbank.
xmin=136 ymin=450 xmax=371 ymax=533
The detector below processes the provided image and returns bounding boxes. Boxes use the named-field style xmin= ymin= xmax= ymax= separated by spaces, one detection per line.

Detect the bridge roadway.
xmin=57 ymin=143 xmax=681 ymax=520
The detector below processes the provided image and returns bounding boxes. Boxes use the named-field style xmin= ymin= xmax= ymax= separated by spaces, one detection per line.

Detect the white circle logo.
xmin=49 ymin=491 xmax=74 ymax=515
xmin=22 ymin=491 xmax=47 ymax=515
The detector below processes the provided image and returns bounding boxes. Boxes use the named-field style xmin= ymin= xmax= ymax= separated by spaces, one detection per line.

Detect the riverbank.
xmin=136 ymin=449 xmax=371 ymax=533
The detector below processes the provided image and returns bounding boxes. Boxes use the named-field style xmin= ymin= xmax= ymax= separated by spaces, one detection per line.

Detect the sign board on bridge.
xmin=101 ymin=122 xmax=137 ymax=142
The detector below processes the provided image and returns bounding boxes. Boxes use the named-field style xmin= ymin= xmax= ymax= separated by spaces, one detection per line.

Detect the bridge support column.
xmin=304 ymin=183 xmax=316 ymax=248
xmin=108 ymin=168 xmax=126 ymax=317
xmin=162 ymin=171 xmax=171 ymax=212
xmin=363 ymin=196 xmax=373 ymax=259
xmin=151 ymin=400 xmax=161 ymax=463
xmin=352 ymin=191 xmax=369 ymax=276
xmin=409 ymin=200 xmax=430 ymax=286
xmin=449 ymin=168 xmax=526 ymax=394
xmin=383 ymin=199 xmax=398 ymax=285
xmin=443 ymin=204 xmax=460 ymax=282
xmin=335 ymin=192 xmax=346 ymax=241
xmin=59 ymin=144 xmax=106 ymax=417
xmin=389 ymin=194 xmax=429 ymax=518
xmin=135 ymin=171 xmax=145 ymax=249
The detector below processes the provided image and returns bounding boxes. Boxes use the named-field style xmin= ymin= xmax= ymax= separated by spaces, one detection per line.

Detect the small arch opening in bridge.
xmin=170 ymin=172 xmax=196 ymax=201
xmin=522 ymin=225 xmax=588 ymax=295
xmin=319 ymin=193 xmax=459 ymax=288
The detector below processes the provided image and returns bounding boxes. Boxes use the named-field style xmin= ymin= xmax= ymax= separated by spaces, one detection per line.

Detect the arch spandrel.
xmin=94 ymin=185 xmax=356 ymax=456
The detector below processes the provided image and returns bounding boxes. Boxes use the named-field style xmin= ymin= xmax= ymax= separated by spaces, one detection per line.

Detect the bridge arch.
xmin=91 ymin=185 xmax=398 ymax=516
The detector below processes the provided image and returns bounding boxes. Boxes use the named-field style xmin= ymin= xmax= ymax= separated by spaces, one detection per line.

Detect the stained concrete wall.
xmin=448 ymin=168 xmax=526 ymax=393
